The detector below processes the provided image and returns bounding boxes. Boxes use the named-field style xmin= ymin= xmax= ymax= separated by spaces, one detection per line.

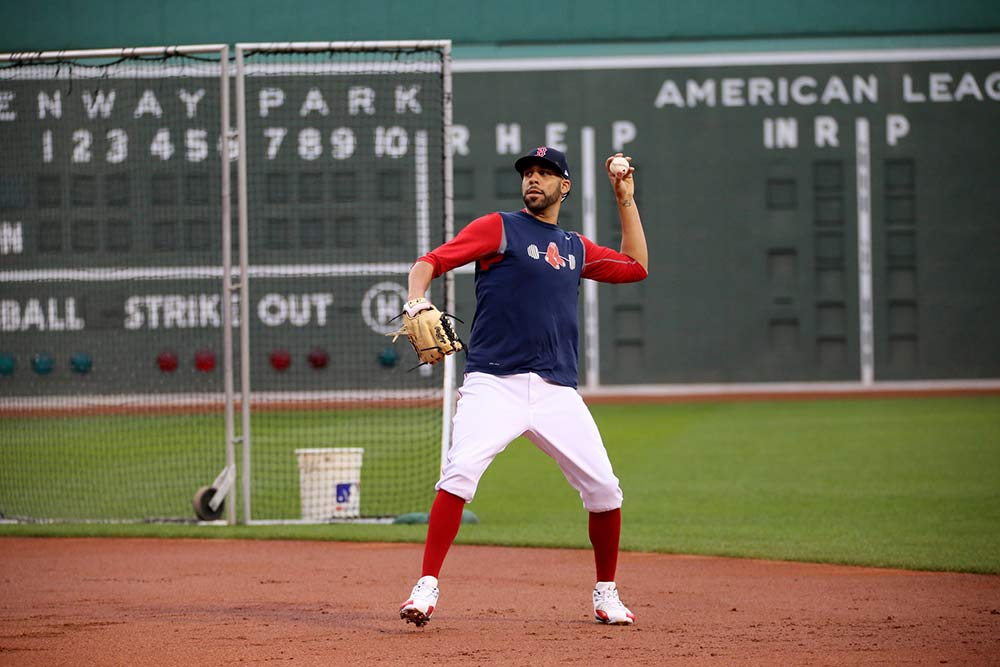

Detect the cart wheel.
xmin=193 ymin=486 xmax=224 ymax=521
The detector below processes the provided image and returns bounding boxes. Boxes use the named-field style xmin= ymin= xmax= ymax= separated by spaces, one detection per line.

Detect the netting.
xmin=0 ymin=48 xmax=230 ymax=521
xmin=237 ymin=44 xmax=452 ymax=521
xmin=0 ymin=43 xmax=452 ymax=524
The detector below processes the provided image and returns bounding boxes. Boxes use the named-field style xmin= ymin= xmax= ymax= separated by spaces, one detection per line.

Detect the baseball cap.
xmin=514 ymin=146 xmax=571 ymax=180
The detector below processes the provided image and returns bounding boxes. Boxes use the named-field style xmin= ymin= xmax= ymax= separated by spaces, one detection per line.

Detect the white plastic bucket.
xmin=294 ymin=447 xmax=364 ymax=520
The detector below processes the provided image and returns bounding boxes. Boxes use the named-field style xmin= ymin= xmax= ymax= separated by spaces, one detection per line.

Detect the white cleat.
xmin=400 ymin=575 xmax=439 ymax=627
xmin=593 ymin=581 xmax=636 ymax=625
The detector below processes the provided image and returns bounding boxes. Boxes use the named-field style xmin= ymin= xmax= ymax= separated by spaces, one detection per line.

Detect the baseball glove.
xmin=387 ymin=298 xmax=463 ymax=366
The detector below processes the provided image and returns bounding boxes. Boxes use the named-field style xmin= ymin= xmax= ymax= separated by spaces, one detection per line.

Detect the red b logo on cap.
xmin=535 ymin=147 xmax=547 ymax=157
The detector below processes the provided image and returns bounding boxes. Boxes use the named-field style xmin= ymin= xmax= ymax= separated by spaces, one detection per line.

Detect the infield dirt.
xmin=1 ymin=537 xmax=998 ymax=666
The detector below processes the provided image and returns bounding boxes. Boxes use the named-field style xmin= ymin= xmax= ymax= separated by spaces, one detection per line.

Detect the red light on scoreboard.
xmin=307 ymin=347 xmax=329 ymax=369
xmin=157 ymin=350 xmax=179 ymax=373
xmin=194 ymin=349 xmax=216 ymax=372
xmin=270 ymin=349 xmax=291 ymax=371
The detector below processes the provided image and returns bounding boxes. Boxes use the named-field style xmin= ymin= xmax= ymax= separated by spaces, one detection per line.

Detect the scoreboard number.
xmin=40 ymin=125 xmax=412 ymax=162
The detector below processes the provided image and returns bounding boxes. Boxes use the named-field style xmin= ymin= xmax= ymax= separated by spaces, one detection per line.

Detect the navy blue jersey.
xmin=417 ymin=209 xmax=647 ymax=388
xmin=464 ymin=211 xmax=585 ymax=387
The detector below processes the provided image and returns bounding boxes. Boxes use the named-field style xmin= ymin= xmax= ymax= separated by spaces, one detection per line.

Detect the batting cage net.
xmin=235 ymin=42 xmax=454 ymax=523
xmin=0 ymin=46 xmax=233 ymax=522
xmin=0 ymin=41 xmax=454 ymax=524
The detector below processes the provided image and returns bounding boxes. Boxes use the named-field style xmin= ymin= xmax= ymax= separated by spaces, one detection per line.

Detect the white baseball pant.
xmin=436 ymin=371 xmax=624 ymax=512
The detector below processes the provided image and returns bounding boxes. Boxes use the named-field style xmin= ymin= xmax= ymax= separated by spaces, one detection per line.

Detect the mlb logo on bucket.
xmin=336 ymin=483 xmax=352 ymax=503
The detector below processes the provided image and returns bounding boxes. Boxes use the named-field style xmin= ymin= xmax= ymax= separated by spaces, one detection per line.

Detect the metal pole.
xmin=855 ymin=118 xmax=875 ymax=386
xmin=235 ymin=45 xmax=253 ymax=523
xmin=219 ymin=45 xmax=237 ymax=525
xmin=235 ymin=40 xmax=452 ymax=54
xmin=581 ymin=127 xmax=600 ymax=390
xmin=439 ymin=42 xmax=456 ymax=475
xmin=0 ymin=44 xmax=228 ymax=61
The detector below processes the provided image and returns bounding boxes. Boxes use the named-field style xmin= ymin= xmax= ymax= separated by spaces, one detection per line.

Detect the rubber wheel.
xmin=193 ymin=486 xmax=224 ymax=521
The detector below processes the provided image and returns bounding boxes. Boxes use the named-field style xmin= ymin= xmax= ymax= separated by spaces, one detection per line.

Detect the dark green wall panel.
xmin=2 ymin=0 xmax=999 ymax=52
xmin=2 ymin=47 xmax=999 ymax=392
xmin=447 ymin=55 xmax=1000 ymax=382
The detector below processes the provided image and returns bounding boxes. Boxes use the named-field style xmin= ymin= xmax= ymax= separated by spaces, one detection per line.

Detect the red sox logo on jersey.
xmin=526 ymin=242 xmax=576 ymax=270
xmin=544 ymin=242 xmax=566 ymax=269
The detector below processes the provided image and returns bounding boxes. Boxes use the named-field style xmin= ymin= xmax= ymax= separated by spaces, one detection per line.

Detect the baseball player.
xmin=399 ymin=146 xmax=648 ymax=627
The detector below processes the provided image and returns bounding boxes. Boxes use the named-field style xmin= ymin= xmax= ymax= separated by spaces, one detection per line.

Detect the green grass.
xmin=0 ymin=407 xmax=441 ymax=521
xmin=2 ymin=395 xmax=999 ymax=573
xmin=0 ymin=413 xmax=226 ymax=519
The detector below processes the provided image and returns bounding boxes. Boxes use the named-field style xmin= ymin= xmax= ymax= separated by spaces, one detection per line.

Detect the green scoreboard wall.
xmin=0 ymin=51 xmax=448 ymax=398
xmin=2 ymin=47 xmax=999 ymax=395
xmin=448 ymin=48 xmax=1000 ymax=384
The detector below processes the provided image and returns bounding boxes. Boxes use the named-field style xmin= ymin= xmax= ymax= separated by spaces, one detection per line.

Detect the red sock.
xmin=589 ymin=508 xmax=621 ymax=582
xmin=421 ymin=490 xmax=466 ymax=578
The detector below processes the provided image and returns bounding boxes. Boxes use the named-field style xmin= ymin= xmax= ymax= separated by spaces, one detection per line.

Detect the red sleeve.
xmin=416 ymin=213 xmax=504 ymax=278
xmin=579 ymin=234 xmax=648 ymax=283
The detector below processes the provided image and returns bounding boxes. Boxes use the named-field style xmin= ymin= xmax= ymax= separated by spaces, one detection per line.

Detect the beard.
xmin=522 ymin=187 xmax=561 ymax=213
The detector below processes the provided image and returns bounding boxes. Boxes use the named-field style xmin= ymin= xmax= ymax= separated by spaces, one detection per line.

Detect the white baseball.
xmin=610 ymin=156 xmax=630 ymax=177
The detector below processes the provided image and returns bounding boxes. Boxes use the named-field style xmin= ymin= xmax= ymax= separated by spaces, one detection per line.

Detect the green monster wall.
xmin=2 ymin=2 xmax=999 ymax=390
xmin=1 ymin=0 xmax=999 ymax=51
xmin=448 ymin=55 xmax=1000 ymax=383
